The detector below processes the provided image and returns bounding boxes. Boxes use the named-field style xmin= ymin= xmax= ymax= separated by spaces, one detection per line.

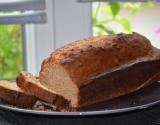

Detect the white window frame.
xmin=25 ymin=0 xmax=92 ymax=75
xmin=0 ymin=0 xmax=47 ymax=76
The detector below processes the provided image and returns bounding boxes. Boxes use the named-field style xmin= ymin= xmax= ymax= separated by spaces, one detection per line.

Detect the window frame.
xmin=25 ymin=0 xmax=92 ymax=75
xmin=0 ymin=0 xmax=47 ymax=77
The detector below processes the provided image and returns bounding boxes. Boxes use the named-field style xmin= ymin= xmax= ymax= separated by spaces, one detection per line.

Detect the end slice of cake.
xmin=0 ymin=80 xmax=37 ymax=108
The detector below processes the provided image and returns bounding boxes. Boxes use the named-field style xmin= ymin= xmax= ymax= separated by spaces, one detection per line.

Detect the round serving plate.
xmin=0 ymin=82 xmax=160 ymax=117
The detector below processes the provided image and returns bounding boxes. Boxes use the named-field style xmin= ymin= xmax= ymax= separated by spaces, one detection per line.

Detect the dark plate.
xmin=0 ymin=82 xmax=160 ymax=116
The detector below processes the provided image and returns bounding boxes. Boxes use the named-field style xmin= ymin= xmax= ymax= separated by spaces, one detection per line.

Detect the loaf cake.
xmin=39 ymin=32 xmax=160 ymax=108
xmin=0 ymin=80 xmax=37 ymax=107
xmin=16 ymin=71 xmax=71 ymax=111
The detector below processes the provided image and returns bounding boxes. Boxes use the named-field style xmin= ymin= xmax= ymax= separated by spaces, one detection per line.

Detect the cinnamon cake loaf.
xmin=39 ymin=32 xmax=160 ymax=108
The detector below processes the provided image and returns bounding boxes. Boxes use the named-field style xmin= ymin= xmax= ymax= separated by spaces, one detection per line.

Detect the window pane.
xmin=0 ymin=25 xmax=23 ymax=80
xmin=92 ymin=2 xmax=160 ymax=48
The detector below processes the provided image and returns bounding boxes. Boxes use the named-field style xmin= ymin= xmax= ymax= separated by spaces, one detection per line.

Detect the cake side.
xmin=78 ymin=54 xmax=160 ymax=107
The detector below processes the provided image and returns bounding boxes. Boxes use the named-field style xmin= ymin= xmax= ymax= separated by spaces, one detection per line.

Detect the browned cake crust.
xmin=0 ymin=80 xmax=36 ymax=108
xmin=16 ymin=71 xmax=72 ymax=111
xmin=40 ymin=32 xmax=152 ymax=86
xmin=39 ymin=32 xmax=160 ymax=108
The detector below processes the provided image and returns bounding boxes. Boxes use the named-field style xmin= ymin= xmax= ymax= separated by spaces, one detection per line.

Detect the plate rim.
xmin=0 ymin=100 xmax=160 ymax=117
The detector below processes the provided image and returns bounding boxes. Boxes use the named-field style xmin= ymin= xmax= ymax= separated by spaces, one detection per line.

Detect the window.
xmin=1 ymin=0 xmax=159 ymax=80
xmin=0 ymin=0 xmax=46 ymax=79
xmin=31 ymin=0 xmax=160 ymax=73
xmin=92 ymin=1 xmax=160 ymax=48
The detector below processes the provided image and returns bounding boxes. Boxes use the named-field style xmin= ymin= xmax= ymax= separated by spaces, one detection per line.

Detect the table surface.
xmin=0 ymin=104 xmax=159 ymax=125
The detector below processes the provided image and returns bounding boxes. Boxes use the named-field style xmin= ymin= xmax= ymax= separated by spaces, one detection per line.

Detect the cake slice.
xmin=0 ymin=80 xmax=37 ymax=108
xmin=16 ymin=71 xmax=71 ymax=111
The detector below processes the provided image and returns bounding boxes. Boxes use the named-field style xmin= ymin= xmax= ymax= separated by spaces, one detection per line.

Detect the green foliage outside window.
xmin=92 ymin=2 xmax=155 ymax=36
xmin=0 ymin=25 xmax=23 ymax=80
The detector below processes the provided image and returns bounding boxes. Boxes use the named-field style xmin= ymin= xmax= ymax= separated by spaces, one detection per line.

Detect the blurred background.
xmin=0 ymin=0 xmax=160 ymax=80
